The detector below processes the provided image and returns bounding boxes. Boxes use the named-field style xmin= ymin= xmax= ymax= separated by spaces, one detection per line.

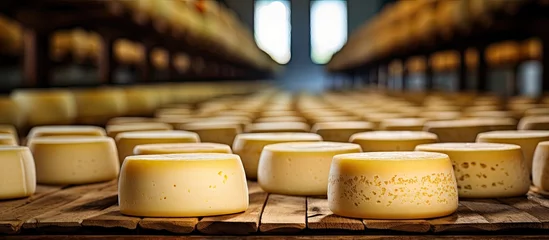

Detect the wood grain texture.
xmin=306 ymin=197 xmax=364 ymax=231
xmin=499 ymin=196 xmax=549 ymax=228
xmin=197 ymin=181 xmax=268 ymax=235
xmin=259 ymin=194 xmax=306 ymax=233
xmin=6 ymin=235 xmax=549 ymax=240
xmin=0 ymin=180 xmax=116 ymax=234
xmin=429 ymin=203 xmax=494 ymax=232
xmin=81 ymin=205 xmax=141 ymax=230
xmin=138 ymin=217 xmax=198 ymax=234
xmin=0 ymin=185 xmax=66 ymax=213
xmin=363 ymin=219 xmax=431 ymax=233
xmin=460 ymin=199 xmax=542 ymax=229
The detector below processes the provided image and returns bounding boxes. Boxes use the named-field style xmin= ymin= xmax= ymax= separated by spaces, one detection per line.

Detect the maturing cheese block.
xmin=106 ymin=122 xmax=173 ymax=138
xmin=533 ymin=141 xmax=549 ymax=192
xmin=311 ymin=121 xmax=374 ymax=142
xmin=0 ymin=146 xmax=36 ymax=200
xmin=424 ymin=119 xmax=486 ymax=142
xmin=12 ymin=89 xmax=76 ymax=126
xmin=379 ymin=118 xmax=428 ymax=131
xmin=107 ymin=117 xmax=156 ymax=126
xmin=119 ymin=153 xmax=249 ymax=217
xmin=328 ymin=151 xmax=458 ymax=219
xmin=232 ymin=133 xmax=323 ymax=179
xmin=0 ymin=134 xmax=17 ymax=145
xmin=73 ymin=88 xmax=127 ymax=125
xmin=116 ymin=131 xmax=200 ymax=163
xmin=134 ymin=142 xmax=232 ymax=155
xmin=258 ymin=142 xmax=361 ymax=195
xmin=477 ymin=130 xmax=549 ymax=173
xmin=0 ymin=97 xmax=23 ymax=128
xmin=28 ymin=136 xmax=119 ymax=185
xmin=416 ymin=143 xmax=530 ymax=198
xmin=179 ymin=121 xmax=241 ymax=146
xmin=254 ymin=116 xmax=308 ymax=123
xmin=350 ymin=131 xmax=438 ymax=151
xmin=0 ymin=124 xmax=18 ymax=143
xmin=518 ymin=116 xmax=549 ymax=130
xmin=245 ymin=122 xmax=310 ymax=133
xmin=27 ymin=125 xmax=106 ymax=139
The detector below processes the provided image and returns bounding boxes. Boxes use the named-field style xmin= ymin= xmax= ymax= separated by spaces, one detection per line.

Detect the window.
xmin=310 ymin=0 xmax=347 ymax=64
xmin=255 ymin=0 xmax=291 ymax=64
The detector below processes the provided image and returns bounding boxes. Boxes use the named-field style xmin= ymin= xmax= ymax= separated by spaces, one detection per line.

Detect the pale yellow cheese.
xmin=518 ymin=116 xmax=549 ymax=130
xmin=418 ymin=111 xmax=461 ymax=121
xmin=477 ymin=130 xmax=549 ymax=173
xmin=311 ymin=121 xmax=374 ymax=142
xmin=180 ymin=121 xmax=241 ymax=146
xmin=134 ymin=142 xmax=232 ymax=155
xmin=245 ymin=122 xmax=310 ymax=133
xmin=0 ymin=146 xmax=36 ymax=200
xmin=0 ymin=134 xmax=17 ymax=146
xmin=28 ymin=137 xmax=119 ymax=185
xmin=12 ymin=89 xmax=76 ymax=126
xmin=116 ymin=130 xmax=200 ymax=163
xmin=106 ymin=122 xmax=173 ymax=138
xmin=255 ymin=116 xmax=307 ymax=123
xmin=328 ymin=151 xmax=458 ymax=219
xmin=261 ymin=110 xmax=301 ymax=117
xmin=0 ymin=124 xmax=18 ymax=143
xmin=119 ymin=153 xmax=248 ymax=217
xmin=379 ymin=118 xmax=427 ymax=131
xmin=0 ymin=97 xmax=23 ymax=128
xmin=533 ymin=141 xmax=549 ymax=192
xmin=124 ymin=87 xmax=160 ymax=116
xmin=232 ymin=133 xmax=323 ymax=179
xmin=27 ymin=125 xmax=106 ymax=139
xmin=350 ymin=131 xmax=438 ymax=151
xmin=258 ymin=142 xmax=361 ymax=195
xmin=107 ymin=117 xmax=156 ymax=126
xmin=423 ymin=120 xmax=486 ymax=142
xmin=73 ymin=88 xmax=127 ymax=125
xmin=416 ymin=143 xmax=530 ymax=198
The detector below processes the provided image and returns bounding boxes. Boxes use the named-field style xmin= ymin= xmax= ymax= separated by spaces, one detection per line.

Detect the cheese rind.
xmin=311 ymin=121 xmax=374 ymax=142
xmin=350 ymin=131 xmax=438 ymax=151
xmin=328 ymin=151 xmax=458 ymax=219
xmin=416 ymin=142 xmax=530 ymax=198
xmin=245 ymin=122 xmax=310 ymax=133
xmin=532 ymin=141 xmax=549 ymax=191
xmin=258 ymin=142 xmax=362 ymax=195
xmin=0 ymin=146 xmax=36 ymax=200
xmin=0 ymin=134 xmax=17 ymax=146
xmin=28 ymin=136 xmax=119 ymax=185
xmin=106 ymin=122 xmax=173 ymax=138
xmin=134 ymin=142 xmax=232 ymax=155
xmin=116 ymin=131 xmax=200 ymax=163
xmin=119 ymin=153 xmax=249 ymax=217
xmin=232 ymin=133 xmax=323 ymax=179
xmin=180 ymin=121 xmax=241 ymax=146
xmin=27 ymin=125 xmax=106 ymax=139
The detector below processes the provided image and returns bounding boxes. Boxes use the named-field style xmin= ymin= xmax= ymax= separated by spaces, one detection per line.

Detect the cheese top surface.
xmin=27 ymin=136 xmax=113 ymax=145
xmin=477 ymin=130 xmax=549 ymax=140
xmin=107 ymin=117 xmax=156 ymax=125
xmin=416 ymin=142 xmax=521 ymax=151
xmin=246 ymin=122 xmax=310 ymax=132
xmin=381 ymin=118 xmax=427 ymax=126
xmin=106 ymin=123 xmax=173 ymax=137
xmin=134 ymin=143 xmax=232 ymax=154
xmin=28 ymin=125 xmax=106 ymax=138
xmin=334 ymin=151 xmax=449 ymax=161
xmin=350 ymin=131 xmax=438 ymax=141
xmin=182 ymin=121 xmax=241 ymax=130
xmin=255 ymin=116 xmax=307 ymax=123
xmin=115 ymin=130 xmax=199 ymax=140
xmin=234 ymin=132 xmax=322 ymax=142
xmin=125 ymin=153 xmax=239 ymax=162
xmin=263 ymin=142 xmax=362 ymax=153
xmin=311 ymin=121 xmax=374 ymax=130
xmin=0 ymin=134 xmax=17 ymax=145
xmin=424 ymin=119 xmax=482 ymax=128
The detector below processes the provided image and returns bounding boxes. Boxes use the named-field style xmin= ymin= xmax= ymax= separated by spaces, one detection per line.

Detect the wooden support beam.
xmin=457 ymin=49 xmax=467 ymax=91
xmin=23 ymin=29 xmax=50 ymax=88
xmin=98 ymin=34 xmax=115 ymax=84
xmin=477 ymin=45 xmax=488 ymax=92
xmin=542 ymin=35 xmax=549 ymax=93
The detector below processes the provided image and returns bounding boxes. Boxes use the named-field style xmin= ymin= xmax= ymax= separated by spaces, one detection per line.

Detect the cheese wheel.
xmin=311 ymin=115 xmax=363 ymax=123
xmin=311 ymin=121 xmax=374 ymax=142
xmin=416 ymin=143 xmax=530 ymax=198
xmin=255 ymin=116 xmax=307 ymax=123
xmin=107 ymin=117 xmax=156 ymax=126
xmin=119 ymin=153 xmax=248 ymax=217
xmin=0 ymin=124 xmax=18 ymax=143
xmin=379 ymin=118 xmax=427 ymax=131
xmin=533 ymin=141 xmax=549 ymax=192
xmin=261 ymin=110 xmax=301 ymax=117
xmin=258 ymin=142 xmax=361 ymax=195
xmin=524 ymin=108 xmax=549 ymax=116
xmin=350 ymin=131 xmax=438 ymax=151
xmin=180 ymin=121 xmax=241 ymax=146
xmin=28 ymin=136 xmax=119 ymax=185
xmin=0 ymin=97 xmax=23 ymax=128
xmin=424 ymin=120 xmax=486 ymax=142
xmin=116 ymin=130 xmax=200 ymax=163
xmin=106 ymin=122 xmax=173 ymax=138
xmin=518 ymin=116 xmax=549 ymax=130
xmin=0 ymin=146 xmax=36 ymax=200
xmin=73 ymin=88 xmax=127 ymax=125
xmin=232 ymin=133 xmax=323 ymax=179
xmin=0 ymin=134 xmax=17 ymax=145
xmin=12 ymin=89 xmax=76 ymax=126
xmin=134 ymin=142 xmax=232 ymax=155
xmin=245 ymin=122 xmax=310 ymax=133
xmin=124 ymin=87 xmax=159 ymax=116
xmin=328 ymin=152 xmax=458 ymax=219
xmin=27 ymin=125 xmax=106 ymax=139
xmin=418 ymin=111 xmax=461 ymax=121
xmin=477 ymin=130 xmax=549 ymax=173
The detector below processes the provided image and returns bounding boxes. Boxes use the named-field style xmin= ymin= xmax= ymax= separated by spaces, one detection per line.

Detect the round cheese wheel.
xmin=328 ymin=151 xmax=458 ymax=219
xmin=180 ymin=121 xmax=241 ymax=146
xmin=245 ymin=122 xmax=310 ymax=133
xmin=119 ymin=153 xmax=248 ymax=217
xmin=0 ymin=124 xmax=18 ymax=143
xmin=73 ymin=88 xmax=127 ymax=125
xmin=134 ymin=142 xmax=232 ymax=155
xmin=0 ymin=134 xmax=17 ymax=146
xmin=416 ymin=143 xmax=530 ymax=198
xmin=379 ymin=118 xmax=427 ymax=131
xmin=106 ymin=122 xmax=173 ymax=139
xmin=477 ymin=130 xmax=549 ymax=174
xmin=12 ymin=89 xmax=76 ymax=126
xmin=350 ymin=131 xmax=438 ymax=151
xmin=232 ymin=133 xmax=323 ymax=179
xmin=116 ymin=130 xmax=200 ymax=164
xmin=258 ymin=142 xmax=361 ymax=196
xmin=533 ymin=141 xmax=549 ymax=192
xmin=311 ymin=121 xmax=374 ymax=142
xmin=0 ymin=146 xmax=36 ymax=200
xmin=107 ymin=117 xmax=157 ymax=126
xmin=518 ymin=116 xmax=549 ymax=130
xmin=424 ymin=120 xmax=486 ymax=142
xmin=255 ymin=116 xmax=307 ymax=123
xmin=28 ymin=136 xmax=119 ymax=185
xmin=0 ymin=97 xmax=23 ymax=128
xmin=27 ymin=125 xmax=106 ymax=140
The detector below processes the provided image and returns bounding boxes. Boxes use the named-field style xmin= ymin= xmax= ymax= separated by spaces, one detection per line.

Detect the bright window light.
xmin=254 ymin=0 xmax=291 ymax=64
xmin=311 ymin=0 xmax=347 ymax=64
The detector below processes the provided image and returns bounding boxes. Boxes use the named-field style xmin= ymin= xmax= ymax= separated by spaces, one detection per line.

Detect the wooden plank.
xmin=81 ymin=205 xmax=141 ymax=230
xmin=498 ymin=197 xmax=549 ymax=228
xmin=306 ymin=197 xmax=364 ymax=231
xmin=0 ymin=185 xmax=66 ymax=213
xmin=429 ymin=203 xmax=494 ymax=232
xmin=460 ymin=199 xmax=542 ymax=229
xmin=7 ymin=235 xmax=549 ymax=240
xmin=138 ymin=217 xmax=198 ymax=234
xmin=22 ymin=184 xmax=118 ymax=230
xmin=0 ymin=180 xmax=116 ymax=234
xmin=196 ymin=181 xmax=268 ymax=235
xmin=259 ymin=194 xmax=306 ymax=233
xmin=363 ymin=219 xmax=430 ymax=233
